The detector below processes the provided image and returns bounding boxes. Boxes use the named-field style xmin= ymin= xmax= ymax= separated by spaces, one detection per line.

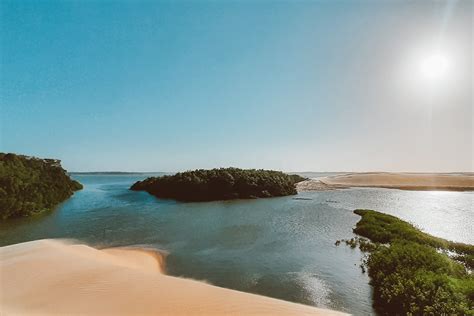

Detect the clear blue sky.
xmin=1 ymin=0 xmax=472 ymax=172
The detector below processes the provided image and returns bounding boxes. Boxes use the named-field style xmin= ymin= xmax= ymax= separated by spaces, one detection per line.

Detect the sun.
xmin=417 ymin=51 xmax=451 ymax=82
xmin=398 ymin=44 xmax=457 ymax=101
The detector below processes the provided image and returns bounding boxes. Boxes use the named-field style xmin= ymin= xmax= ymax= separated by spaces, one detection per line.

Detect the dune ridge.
xmin=0 ymin=239 xmax=347 ymax=316
xmin=297 ymin=172 xmax=474 ymax=191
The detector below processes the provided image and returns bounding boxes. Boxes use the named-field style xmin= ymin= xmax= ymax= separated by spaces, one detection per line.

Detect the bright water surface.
xmin=1 ymin=174 xmax=472 ymax=315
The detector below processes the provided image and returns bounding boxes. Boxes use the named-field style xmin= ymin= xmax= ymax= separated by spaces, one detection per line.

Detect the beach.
xmin=297 ymin=172 xmax=474 ymax=191
xmin=0 ymin=239 xmax=347 ymax=316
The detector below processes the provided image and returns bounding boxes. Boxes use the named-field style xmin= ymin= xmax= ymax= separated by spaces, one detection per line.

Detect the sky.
xmin=1 ymin=0 xmax=472 ymax=172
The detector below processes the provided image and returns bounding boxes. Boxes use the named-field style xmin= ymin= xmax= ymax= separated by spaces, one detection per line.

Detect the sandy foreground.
xmin=0 ymin=239 xmax=347 ymax=316
xmin=297 ymin=172 xmax=474 ymax=191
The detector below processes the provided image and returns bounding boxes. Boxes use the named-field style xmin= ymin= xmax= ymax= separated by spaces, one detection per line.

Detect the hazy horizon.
xmin=66 ymin=169 xmax=473 ymax=174
xmin=1 ymin=0 xmax=472 ymax=172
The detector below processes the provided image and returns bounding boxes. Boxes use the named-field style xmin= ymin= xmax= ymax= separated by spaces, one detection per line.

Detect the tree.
xmin=0 ymin=153 xmax=83 ymax=219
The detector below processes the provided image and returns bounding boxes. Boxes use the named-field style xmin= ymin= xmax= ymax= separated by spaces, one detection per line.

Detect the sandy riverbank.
xmin=0 ymin=239 xmax=347 ymax=316
xmin=297 ymin=172 xmax=474 ymax=192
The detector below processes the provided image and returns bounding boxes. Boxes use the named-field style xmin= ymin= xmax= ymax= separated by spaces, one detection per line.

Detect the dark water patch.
xmin=248 ymin=273 xmax=322 ymax=305
xmin=217 ymin=224 xmax=262 ymax=248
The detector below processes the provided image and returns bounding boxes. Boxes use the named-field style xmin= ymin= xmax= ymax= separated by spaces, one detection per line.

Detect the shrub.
xmin=367 ymin=242 xmax=472 ymax=315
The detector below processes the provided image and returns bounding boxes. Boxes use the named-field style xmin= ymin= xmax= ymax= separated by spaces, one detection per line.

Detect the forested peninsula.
xmin=130 ymin=168 xmax=306 ymax=202
xmin=338 ymin=209 xmax=474 ymax=315
xmin=0 ymin=153 xmax=83 ymax=219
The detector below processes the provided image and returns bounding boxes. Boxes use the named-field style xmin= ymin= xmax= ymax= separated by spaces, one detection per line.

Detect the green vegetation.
xmin=354 ymin=209 xmax=474 ymax=260
xmin=352 ymin=209 xmax=473 ymax=315
xmin=130 ymin=168 xmax=305 ymax=202
xmin=288 ymin=174 xmax=307 ymax=184
xmin=0 ymin=153 xmax=83 ymax=219
xmin=335 ymin=237 xmax=378 ymax=252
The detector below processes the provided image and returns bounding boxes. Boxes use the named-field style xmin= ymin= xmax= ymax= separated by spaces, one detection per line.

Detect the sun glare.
xmin=399 ymin=45 xmax=457 ymax=100
xmin=418 ymin=52 xmax=451 ymax=82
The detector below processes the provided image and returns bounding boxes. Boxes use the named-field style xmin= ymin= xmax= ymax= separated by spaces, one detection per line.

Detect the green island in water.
xmin=338 ymin=209 xmax=474 ymax=315
xmin=130 ymin=167 xmax=306 ymax=201
xmin=0 ymin=153 xmax=83 ymax=219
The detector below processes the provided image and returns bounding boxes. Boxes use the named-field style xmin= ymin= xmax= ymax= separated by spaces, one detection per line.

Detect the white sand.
xmin=0 ymin=239 xmax=347 ymax=316
xmin=297 ymin=172 xmax=474 ymax=191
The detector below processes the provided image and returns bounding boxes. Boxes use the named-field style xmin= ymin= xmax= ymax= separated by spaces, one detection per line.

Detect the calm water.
xmin=1 ymin=175 xmax=473 ymax=315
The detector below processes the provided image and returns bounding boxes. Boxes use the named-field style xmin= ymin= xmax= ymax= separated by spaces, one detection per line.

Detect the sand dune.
xmin=297 ymin=172 xmax=474 ymax=191
xmin=0 ymin=239 xmax=347 ymax=316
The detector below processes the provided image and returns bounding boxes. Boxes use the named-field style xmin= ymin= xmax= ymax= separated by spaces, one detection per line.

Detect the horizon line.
xmin=68 ymin=170 xmax=474 ymax=175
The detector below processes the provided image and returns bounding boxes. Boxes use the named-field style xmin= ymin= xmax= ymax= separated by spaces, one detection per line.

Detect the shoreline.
xmin=0 ymin=239 xmax=347 ymax=315
xmin=297 ymin=172 xmax=474 ymax=192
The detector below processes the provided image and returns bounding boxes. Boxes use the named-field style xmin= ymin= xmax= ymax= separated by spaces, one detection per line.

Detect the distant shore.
xmin=69 ymin=171 xmax=170 ymax=175
xmin=0 ymin=239 xmax=347 ymax=316
xmin=297 ymin=172 xmax=474 ymax=192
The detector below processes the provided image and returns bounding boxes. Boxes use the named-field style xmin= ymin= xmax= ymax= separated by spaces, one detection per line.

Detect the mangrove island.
xmin=130 ymin=168 xmax=306 ymax=202
xmin=0 ymin=153 xmax=83 ymax=219
xmin=347 ymin=209 xmax=473 ymax=315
